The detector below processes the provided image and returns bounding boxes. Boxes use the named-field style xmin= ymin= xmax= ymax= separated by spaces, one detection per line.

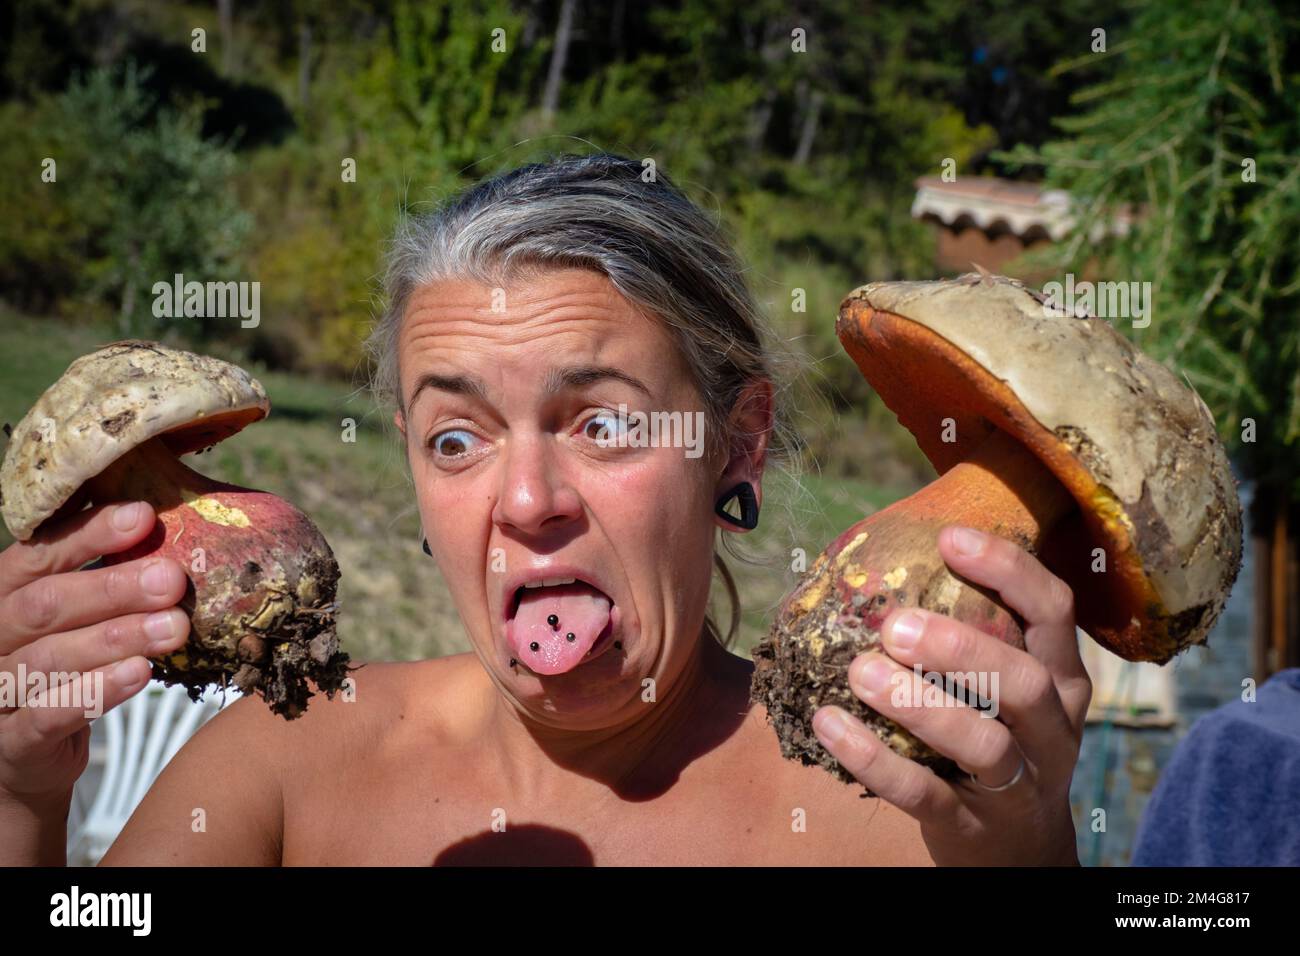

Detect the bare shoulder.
xmin=734 ymin=694 xmax=935 ymax=866
xmin=239 ymin=653 xmax=484 ymax=771
xmin=99 ymin=685 xmax=290 ymax=865
xmin=689 ymin=647 xmax=931 ymax=865
xmin=101 ymin=655 xmax=477 ymax=865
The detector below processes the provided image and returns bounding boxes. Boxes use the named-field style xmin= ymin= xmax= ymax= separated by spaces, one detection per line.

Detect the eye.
xmin=429 ymin=428 xmax=482 ymax=458
xmin=581 ymin=409 xmax=628 ymax=446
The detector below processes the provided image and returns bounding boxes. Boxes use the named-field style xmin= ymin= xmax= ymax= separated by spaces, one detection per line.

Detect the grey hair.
xmin=365 ymin=151 xmax=804 ymax=649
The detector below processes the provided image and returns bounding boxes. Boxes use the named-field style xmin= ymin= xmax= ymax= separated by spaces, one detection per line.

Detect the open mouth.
xmin=505 ymin=577 xmax=617 ymax=675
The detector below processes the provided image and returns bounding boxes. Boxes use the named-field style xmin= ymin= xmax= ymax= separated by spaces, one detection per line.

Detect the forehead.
xmin=397 ymin=268 xmax=687 ymax=404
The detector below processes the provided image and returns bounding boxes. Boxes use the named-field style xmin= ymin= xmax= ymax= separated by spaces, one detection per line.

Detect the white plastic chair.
xmin=67 ymin=681 xmax=241 ymax=866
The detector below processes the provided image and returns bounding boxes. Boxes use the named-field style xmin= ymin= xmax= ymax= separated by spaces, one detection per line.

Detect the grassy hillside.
xmin=0 ymin=309 xmax=914 ymax=661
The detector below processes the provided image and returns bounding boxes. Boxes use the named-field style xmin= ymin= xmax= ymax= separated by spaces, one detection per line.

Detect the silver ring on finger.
xmin=969 ymin=754 xmax=1026 ymax=792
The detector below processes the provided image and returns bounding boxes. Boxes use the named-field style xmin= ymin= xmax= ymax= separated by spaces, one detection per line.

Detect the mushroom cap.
xmin=0 ymin=341 xmax=269 ymax=541
xmin=837 ymin=272 xmax=1243 ymax=662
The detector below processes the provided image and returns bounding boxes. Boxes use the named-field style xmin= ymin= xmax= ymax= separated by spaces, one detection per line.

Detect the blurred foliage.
xmin=1 ymin=0 xmax=1129 ymax=483
xmin=0 ymin=63 xmax=250 ymax=337
xmin=999 ymin=0 xmax=1300 ymax=501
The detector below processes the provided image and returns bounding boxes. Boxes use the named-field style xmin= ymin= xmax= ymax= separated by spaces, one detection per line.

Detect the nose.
xmin=491 ymin=434 xmax=583 ymax=537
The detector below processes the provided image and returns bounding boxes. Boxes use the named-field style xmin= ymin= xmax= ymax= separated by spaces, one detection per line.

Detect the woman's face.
xmin=395 ymin=267 xmax=753 ymax=727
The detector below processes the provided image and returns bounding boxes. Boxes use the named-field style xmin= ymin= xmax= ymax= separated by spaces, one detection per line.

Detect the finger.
xmin=878 ymin=606 xmax=1078 ymax=774
xmin=937 ymin=525 xmax=1088 ymax=682
xmin=0 ymin=556 xmax=188 ymax=653
xmin=1055 ymin=666 xmax=1094 ymax=738
xmin=8 ymin=609 xmax=190 ymax=687
xmin=846 ymin=650 xmax=1024 ymax=786
xmin=0 ymin=502 xmax=157 ymax=594
xmin=811 ymin=704 xmax=962 ymax=826
xmin=0 ymin=658 xmax=152 ymax=767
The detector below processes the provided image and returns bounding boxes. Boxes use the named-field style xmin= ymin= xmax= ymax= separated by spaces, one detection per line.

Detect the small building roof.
xmin=912 ymin=176 xmax=1133 ymax=242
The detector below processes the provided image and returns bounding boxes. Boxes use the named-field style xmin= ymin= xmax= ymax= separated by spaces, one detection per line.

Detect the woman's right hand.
xmin=0 ymin=501 xmax=190 ymax=805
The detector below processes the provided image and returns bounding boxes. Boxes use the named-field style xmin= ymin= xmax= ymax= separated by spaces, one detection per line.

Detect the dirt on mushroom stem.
xmin=751 ymin=427 xmax=1078 ymax=791
xmin=86 ymin=437 xmax=352 ymax=719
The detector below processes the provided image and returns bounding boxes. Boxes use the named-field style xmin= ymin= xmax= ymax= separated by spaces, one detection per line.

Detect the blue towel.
xmin=1131 ymin=667 xmax=1300 ymax=866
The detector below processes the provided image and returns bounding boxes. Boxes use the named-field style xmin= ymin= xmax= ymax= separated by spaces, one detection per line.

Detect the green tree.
xmin=0 ymin=64 xmax=251 ymax=338
xmin=1000 ymin=0 xmax=1300 ymax=673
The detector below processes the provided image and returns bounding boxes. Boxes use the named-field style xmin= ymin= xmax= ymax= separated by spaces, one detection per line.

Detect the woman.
xmin=0 ymin=152 xmax=1089 ymax=865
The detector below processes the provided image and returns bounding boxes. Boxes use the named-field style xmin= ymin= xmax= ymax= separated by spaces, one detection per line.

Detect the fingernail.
xmin=112 ymin=657 xmax=149 ymax=690
xmin=814 ymin=707 xmax=848 ymax=746
xmin=951 ymin=526 xmax=986 ymax=556
xmin=112 ymin=502 xmax=147 ymax=532
xmin=143 ymin=610 xmax=181 ymax=649
xmin=857 ymin=657 xmax=895 ymax=694
xmin=887 ymin=611 xmax=925 ymax=649
xmin=140 ymin=560 xmax=174 ymax=596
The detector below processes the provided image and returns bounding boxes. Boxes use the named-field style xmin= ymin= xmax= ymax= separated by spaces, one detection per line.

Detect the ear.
xmin=394 ymin=408 xmax=407 ymax=440
xmin=713 ymin=378 xmax=774 ymax=532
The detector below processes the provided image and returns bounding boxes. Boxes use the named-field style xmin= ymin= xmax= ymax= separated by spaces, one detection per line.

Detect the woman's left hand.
xmin=812 ymin=524 xmax=1092 ymax=866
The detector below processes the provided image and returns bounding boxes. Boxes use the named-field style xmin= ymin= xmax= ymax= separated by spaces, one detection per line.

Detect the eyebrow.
xmin=405 ymin=364 xmax=653 ymax=414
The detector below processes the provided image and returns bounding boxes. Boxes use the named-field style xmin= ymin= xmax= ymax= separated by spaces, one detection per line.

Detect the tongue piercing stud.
xmin=547 ymin=614 xmax=559 ymax=629
xmin=530 ymin=641 xmax=540 ymax=652
xmin=566 ymin=632 xmax=576 ymax=642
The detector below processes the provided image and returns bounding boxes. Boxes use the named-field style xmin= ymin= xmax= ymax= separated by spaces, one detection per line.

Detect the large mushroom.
xmin=751 ymin=272 xmax=1243 ymax=785
xmin=0 ymin=341 xmax=351 ymax=719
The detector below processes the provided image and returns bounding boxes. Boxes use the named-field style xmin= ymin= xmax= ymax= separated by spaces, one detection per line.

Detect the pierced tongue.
xmin=508 ymin=582 xmax=613 ymax=675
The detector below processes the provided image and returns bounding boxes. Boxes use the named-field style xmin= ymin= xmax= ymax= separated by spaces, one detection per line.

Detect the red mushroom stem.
xmin=753 ymin=425 xmax=1080 ymax=784
xmin=86 ymin=436 xmax=230 ymax=514
xmin=882 ymin=426 xmax=1075 ymax=557
xmin=786 ymin=426 xmax=1077 ymax=650
xmin=84 ymin=437 xmax=348 ymax=718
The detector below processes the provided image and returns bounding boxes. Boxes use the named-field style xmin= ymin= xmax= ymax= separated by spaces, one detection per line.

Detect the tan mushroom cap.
xmin=0 ymin=341 xmax=269 ymax=541
xmin=837 ymin=272 xmax=1243 ymax=663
